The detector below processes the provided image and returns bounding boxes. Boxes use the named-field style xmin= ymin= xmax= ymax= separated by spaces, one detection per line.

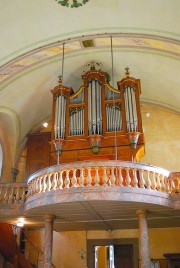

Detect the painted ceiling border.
xmin=0 ymin=26 xmax=180 ymax=64
xmin=1 ymin=33 xmax=179 ymax=69
xmin=1 ymin=48 xmax=180 ymax=92
xmin=0 ymin=34 xmax=180 ymax=88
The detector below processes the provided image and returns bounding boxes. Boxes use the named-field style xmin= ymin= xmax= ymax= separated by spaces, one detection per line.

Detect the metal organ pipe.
xmin=54 ymin=94 xmax=67 ymax=139
xmin=63 ymin=97 xmax=66 ymax=138
xmin=58 ymin=95 xmax=62 ymax=138
xmin=88 ymin=80 xmax=102 ymax=135
xmin=124 ymin=87 xmax=138 ymax=132
xmin=88 ymin=82 xmax=92 ymax=135
xmin=60 ymin=95 xmax=63 ymax=138
xmin=106 ymin=103 xmax=122 ymax=132
xmin=92 ymin=80 xmax=96 ymax=134
xmin=57 ymin=95 xmax=60 ymax=138
xmin=54 ymin=96 xmax=58 ymax=139
xmin=77 ymin=110 xmax=79 ymax=135
xmin=70 ymin=111 xmax=72 ymax=135
xmin=68 ymin=105 xmax=84 ymax=136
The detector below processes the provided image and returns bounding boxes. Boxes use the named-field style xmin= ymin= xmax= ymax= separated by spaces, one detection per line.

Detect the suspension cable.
xmin=110 ymin=36 xmax=118 ymax=160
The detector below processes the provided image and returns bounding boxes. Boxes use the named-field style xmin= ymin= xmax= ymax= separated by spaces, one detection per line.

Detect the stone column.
xmin=136 ymin=210 xmax=151 ymax=268
xmin=43 ymin=214 xmax=56 ymax=268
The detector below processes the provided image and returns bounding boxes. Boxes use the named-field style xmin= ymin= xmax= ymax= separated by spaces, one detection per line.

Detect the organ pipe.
xmin=54 ymin=95 xmax=67 ymax=139
xmin=124 ymin=86 xmax=138 ymax=132
xmin=87 ymin=80 xmax=102 ymax=135
xmin=51 ymin=66 xmax=143 ymax=158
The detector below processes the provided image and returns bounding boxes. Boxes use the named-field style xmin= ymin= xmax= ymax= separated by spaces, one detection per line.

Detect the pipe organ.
xmin=50 ymin=66 xmax=144 ymax=163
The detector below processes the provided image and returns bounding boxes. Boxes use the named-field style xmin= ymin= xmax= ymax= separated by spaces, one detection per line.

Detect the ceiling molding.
xmin=0 ymin=27 xmax=180 ymax=64
xmin=0 ymin=33 xmax=179 ymax=89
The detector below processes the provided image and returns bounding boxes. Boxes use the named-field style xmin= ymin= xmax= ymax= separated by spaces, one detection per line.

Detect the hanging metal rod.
xmin=110 ymin=36 xmax=118 ymax=161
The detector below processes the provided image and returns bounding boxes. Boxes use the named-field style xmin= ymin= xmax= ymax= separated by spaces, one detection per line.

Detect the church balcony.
xmin=0 ymin=161 xmax=179 ymax=230
xmin=26 ymin=160 xmax=178 ymax=196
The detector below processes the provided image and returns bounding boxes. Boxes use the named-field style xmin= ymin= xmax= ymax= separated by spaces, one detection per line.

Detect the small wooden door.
xmin=114 ymin=244 xmax=134 ymax=268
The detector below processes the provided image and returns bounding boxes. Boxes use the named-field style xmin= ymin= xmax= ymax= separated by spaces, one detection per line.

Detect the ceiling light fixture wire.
xmin=110 ymin=36 xmax=118 ymax=161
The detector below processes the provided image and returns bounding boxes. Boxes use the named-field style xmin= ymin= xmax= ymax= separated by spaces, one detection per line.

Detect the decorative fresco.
xmin=0 ymin=34 xmax=179 ymax=86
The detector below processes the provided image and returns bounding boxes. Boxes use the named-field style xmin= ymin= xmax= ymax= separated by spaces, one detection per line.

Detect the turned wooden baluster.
xmin=32 ymin=180 xmax=37 ymax=195
xmin=58 ymin=171 xmax=63 ymax=189
xmin=110 ymin=167 xmax=116 ymax=186
xmin=102 ymin=167 xmax=108 ymax=186
xmin=3 ymin=188 xmax=9 ymax=204
xmin=146 ymin=170 xmax=151 ymax=189
xmin=26 ymin=184 xmax=31 ymax=198
xmin=71 ymin=169 xmax=77 ymax=187
xmin=87 ymin=167 xmax=92 ymax=186
xmin=35 ymin=177 xmax=40 ymax=193
xmin=169 ymin=179 xmax=176 ymax=193
xmin=117 ymin=167 xmax=124 ymax=186
xmin=30 ymin=183 xmax=33 ymax=196
xmin=151 ymin=172 xmax=156 ymax=190
xmin=64 ymin=170 xmax=70 ymax=188
xmin=133 ymin=169 xmax=138 ymax=188
xmin=156 ymin=173 xmax=161 ymax=190
xmin=79 ymin=168 xmax=85 ymax=187
xmin=42 ymin=175 xmax=47 ymax=192
xmin=47 ymin=174 xmax=52 ymax=191
xmin=125 ymin=168 xmax=131 ymax=187
xmin=52 ymin=172 xmax=58 ymax=190
xmin=15 ymin=187 xmax=20 ymax=203
xmin=164 ymin=178 xmax=169 ymax=193
xmin=21 ymin=187 xmax=26 ymax=203
xmin=34 ymin=179 xmax=37 ymax=193
xmin=160 ymin=174 xmax=166 ymax=192
xmin=9 ymin=187 xmax=15 ymax=204
xmin=94 ymin=167 xmax=100 ymax=186
xmin=139 ymin=170 xmax=145 ymax=188
xmin=39 ymin=176 xmax=43 ymax=193
xmin=30 ymin=182 xmax=34 ymax=195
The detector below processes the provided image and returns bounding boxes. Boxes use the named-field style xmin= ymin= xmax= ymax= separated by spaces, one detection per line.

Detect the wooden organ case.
xmin=50 ymin=66 xmax=145 ymax=164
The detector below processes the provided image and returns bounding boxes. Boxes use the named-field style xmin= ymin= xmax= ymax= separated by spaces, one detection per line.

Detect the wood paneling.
xmin=26 ymin=132 xmax=51 ymax=178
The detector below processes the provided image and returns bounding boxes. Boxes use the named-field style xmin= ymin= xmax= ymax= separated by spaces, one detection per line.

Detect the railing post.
xmin=43 ymin=214 xmax=56 ymax=268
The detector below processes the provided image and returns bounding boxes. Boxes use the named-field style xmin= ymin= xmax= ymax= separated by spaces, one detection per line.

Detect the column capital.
xmin=136 ymin=209 xmax=148 ymax=216
xmin=44 ymin=214 xmax=56 ymax=222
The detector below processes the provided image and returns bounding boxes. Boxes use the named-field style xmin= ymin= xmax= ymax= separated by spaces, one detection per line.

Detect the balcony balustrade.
xmin=0 ymin=162 xmax=179 ymax=207
xmin=0 ymin=182 xmax=27 ymax=205
xmin=26 ymin=160 xmax=179 ymax=199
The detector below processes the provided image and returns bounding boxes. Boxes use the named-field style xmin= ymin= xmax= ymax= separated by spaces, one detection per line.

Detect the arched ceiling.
xmin=0 ymin=0 xmax=179 ymax=151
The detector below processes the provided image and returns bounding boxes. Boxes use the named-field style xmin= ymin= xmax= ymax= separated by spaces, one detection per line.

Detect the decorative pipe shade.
xmin=88 ymin=134 xmax=103 ymax=154
xmin=52 ymin=139 xmax=65 ymax=155
xmin=127 ymin=131 xmax=140 ymax=149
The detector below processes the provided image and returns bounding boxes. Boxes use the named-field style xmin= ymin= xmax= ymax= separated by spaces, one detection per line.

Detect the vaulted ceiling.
xmin=0 ymin=0 xmax=179 ymax=162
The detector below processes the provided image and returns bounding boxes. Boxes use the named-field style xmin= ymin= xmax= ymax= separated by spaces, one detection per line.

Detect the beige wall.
xmin=149 ymin=227 xmax=180 ymax=259
xmin=141 ymin=105 xmax=180 ymax=172
xmin=27 ymin=227 xmax=180 ymax=268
